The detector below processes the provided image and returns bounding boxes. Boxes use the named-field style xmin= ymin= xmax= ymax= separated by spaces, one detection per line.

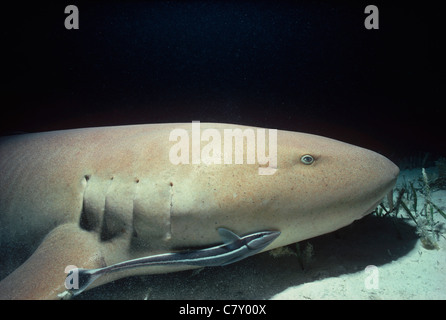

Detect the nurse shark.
xmin=0 ymin=123 xmax=399 ymax=299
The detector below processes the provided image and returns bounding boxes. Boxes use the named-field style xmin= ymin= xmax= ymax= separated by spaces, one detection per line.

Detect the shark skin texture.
xmin=0 ymin=123 xmax=399 ymax=299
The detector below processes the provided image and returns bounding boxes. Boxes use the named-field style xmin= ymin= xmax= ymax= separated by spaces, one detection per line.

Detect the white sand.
xmin=77 ymin=167 xmax=446 ymax=300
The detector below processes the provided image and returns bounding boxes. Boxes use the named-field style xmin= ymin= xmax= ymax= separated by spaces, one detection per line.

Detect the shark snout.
xmin=390 ymin=160 xmax=400 ymax=180
xmin=358 ymin=152 xmax=399 ymax=217
xmin=378 ymin=153 xmax=399 ymax=191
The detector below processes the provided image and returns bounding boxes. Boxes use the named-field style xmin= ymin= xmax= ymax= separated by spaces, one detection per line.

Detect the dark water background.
xmin=2 ymin=1 xmax=441 ymax=163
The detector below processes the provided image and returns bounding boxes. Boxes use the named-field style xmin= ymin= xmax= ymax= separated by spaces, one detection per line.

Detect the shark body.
xmin=0 ymin=123 xmax=399 ymax=299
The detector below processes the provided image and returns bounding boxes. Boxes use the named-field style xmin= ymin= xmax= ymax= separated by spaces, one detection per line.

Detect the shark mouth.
xmin=359 ymin=188 xmax=394 ymax=219
xmin=358 ymin=198 xmax=384 ymax=219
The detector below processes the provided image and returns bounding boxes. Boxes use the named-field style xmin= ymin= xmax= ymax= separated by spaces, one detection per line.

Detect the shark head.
xmin=265 ymin=130 xmax=400 ymax=248
xmin=167 ymin=124 xmax=399 ymax=251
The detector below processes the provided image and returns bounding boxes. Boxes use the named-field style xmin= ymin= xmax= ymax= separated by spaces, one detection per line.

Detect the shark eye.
xmin=300 ymin=154 xmax=314 ymax=165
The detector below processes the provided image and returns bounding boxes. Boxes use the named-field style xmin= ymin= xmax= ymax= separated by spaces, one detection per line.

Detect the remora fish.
xmin=60 ymin=228 xmax=280 ymax=298
xmin=0 ymin=123 xmax=399 ymax=299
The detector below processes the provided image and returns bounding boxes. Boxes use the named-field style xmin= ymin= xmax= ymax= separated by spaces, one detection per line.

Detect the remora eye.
xmin=300 ymin=154 xmax=314 ymax=165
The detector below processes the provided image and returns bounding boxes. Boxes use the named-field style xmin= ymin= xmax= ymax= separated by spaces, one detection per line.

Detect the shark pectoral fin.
xmin=217 ymin=227 xmax=241 ymax=244
xmin=0 ymin=223 xmax=106 ymax=300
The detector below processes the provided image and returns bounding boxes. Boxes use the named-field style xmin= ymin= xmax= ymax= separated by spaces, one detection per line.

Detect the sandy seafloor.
xmin=76 ymin=166 xmax=446 ymax=300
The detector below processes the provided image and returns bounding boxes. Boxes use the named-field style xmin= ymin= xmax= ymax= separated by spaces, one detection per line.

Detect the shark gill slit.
xmin=131 ymin=177 xmax=139 ymax=239
xmin=100 ymin=176 xmax=115 ymax=241
xmin=79 ymin=174 xmax=94 ymax=231
xmin=99 ymin=175 xmax=139 ymax=242
xmin=167 ymin=182 xmax=173 ymax=241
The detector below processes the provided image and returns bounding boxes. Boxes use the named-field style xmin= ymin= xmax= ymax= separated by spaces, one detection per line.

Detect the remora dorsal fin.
xmin=217 ymin=228 xmax=241 ymax=244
